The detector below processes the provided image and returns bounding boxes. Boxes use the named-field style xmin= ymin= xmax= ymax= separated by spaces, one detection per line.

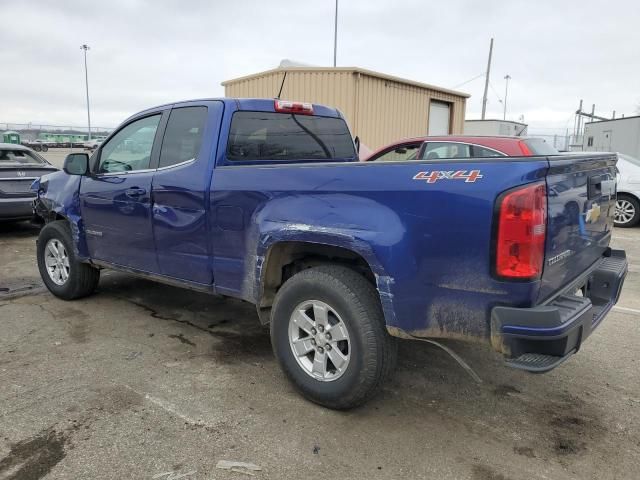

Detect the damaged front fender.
xmin=33 ymin=171 xmax=89 ymax=260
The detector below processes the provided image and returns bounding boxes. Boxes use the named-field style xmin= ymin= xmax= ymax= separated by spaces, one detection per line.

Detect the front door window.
xmin=98 ymin=115 xmax=161 ymax=173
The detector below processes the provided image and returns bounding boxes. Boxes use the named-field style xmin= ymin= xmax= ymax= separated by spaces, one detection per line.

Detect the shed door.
xmin=602 ymin=130 xmax=613 ymax=151
xmin=428 ymin=101 xmax=451 ymax=135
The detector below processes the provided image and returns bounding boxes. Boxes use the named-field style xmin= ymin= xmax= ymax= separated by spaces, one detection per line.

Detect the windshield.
xmin=522 ymin=138 xmax=559 ymax=155
xmin=0 ymin=149 xmax=47 ymax=166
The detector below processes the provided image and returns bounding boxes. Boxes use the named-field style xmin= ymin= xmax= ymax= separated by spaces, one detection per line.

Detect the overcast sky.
xmin=2 ymin=0 xmax=639 ymax=134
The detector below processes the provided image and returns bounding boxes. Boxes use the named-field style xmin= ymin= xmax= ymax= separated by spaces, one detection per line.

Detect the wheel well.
xmin=257 ymin=242 xmax=376 ymax=323
xmin=618 ymin=192 xmax=639 ymax=202
xmin=44 ymin=212 xmax=66 ymax=223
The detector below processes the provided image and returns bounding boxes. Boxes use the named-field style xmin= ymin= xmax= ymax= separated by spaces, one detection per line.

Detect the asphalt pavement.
xmin=0 ymin=221 xmax=638 ymax=480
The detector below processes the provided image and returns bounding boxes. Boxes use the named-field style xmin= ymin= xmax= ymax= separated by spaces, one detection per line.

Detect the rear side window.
xmin=420 ymin=142 xmax=472 ymax=160
xmin=471 ymin=145 xmax=505 ymax=157
xmin=370 ymin=143 xmax=420 ymax=162
xmin=0 ymin=149 xmax=46 ymax=165
xmin=523 ymin=138 xmax=559 ymax=155
xmin=227 ymin=111 xmax=355 ymax=161
xmin=159 ymin=106 xmax=208 ymax=168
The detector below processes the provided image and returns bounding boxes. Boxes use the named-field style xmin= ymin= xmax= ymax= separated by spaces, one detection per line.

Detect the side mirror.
xmin=63 ymin=153 xmax=89 ymax=175
xmin=354 ymin=136 xmax=360 ymax=153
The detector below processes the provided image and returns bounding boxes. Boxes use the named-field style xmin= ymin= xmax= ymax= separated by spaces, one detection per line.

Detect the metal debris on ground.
xmin=216 ymin=460 xmax=262 ymax=476
xmin=408 ymin=335 xmax=483 ymax=384
xmin=152 ymin=470 xmax=196 ymax=479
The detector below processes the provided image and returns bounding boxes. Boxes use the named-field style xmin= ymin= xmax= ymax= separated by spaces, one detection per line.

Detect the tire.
xmin=614 ymin=194 xmax=640 ymax=228
xmin=37 ymin=220 xmax=100 ymax=300
xmin=42 ymin=145 xmax=49 ymax=152
xmin=270 ymin=265 xmax=397 ymax=409
xmin=33 ymin=145 xmax=42 ymax=152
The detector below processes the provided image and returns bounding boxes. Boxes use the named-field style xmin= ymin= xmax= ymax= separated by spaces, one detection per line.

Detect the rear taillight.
xmin=495 ymin=182 xmax=547 ymax=280
xmin=274 ymin=99 xmax=314 ymax=115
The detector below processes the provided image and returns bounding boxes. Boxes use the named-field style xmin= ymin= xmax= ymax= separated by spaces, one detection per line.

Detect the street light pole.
xmin=80 ymin=44 xmax=91 ymax=141
xmin=333 ymin=0 xmax=338 ymax=67
xmin=503 ymin=74 xmax=511 ymax=120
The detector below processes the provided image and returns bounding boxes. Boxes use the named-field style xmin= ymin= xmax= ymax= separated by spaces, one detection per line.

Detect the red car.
xmin=362 ymin=135 xmax=558 ymax=162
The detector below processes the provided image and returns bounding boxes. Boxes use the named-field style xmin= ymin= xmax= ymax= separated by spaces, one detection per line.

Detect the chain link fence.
xmin=1 ymin=122 xmax=114 ymax=143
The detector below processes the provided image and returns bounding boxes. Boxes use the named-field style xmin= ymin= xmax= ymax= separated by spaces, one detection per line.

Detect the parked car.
xmin=362 ymin=135 xmax=559 ymax=162
xmin=615 ymin=153 xmax=640 ymax=227
xmin=32 ymin=99 xmax=627 ymax=409
xmin=21 ymin=139 xmax=51 ymax=152
xmin=0 ymin=143 xmax=58 ymax=221
xmin=83 ymin=139 xmax=103 ymax=151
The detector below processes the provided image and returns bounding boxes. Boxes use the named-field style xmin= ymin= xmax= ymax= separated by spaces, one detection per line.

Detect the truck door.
xmin=151 ymin=102 xmax=223 ymax=285
xmin=79 ymin=113 xmax=164 ymax=272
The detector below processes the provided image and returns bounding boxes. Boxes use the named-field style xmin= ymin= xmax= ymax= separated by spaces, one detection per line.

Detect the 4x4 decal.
xmin=413 ymin=170 xmax=483 ymax=184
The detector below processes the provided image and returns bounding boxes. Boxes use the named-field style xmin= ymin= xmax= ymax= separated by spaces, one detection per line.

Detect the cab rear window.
xmin=226 ymin=111 xmax=356 ymax=161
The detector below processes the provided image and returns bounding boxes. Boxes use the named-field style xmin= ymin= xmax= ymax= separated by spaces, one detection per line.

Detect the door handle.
xmin=125 ymin=187 xmax=146 ymax=198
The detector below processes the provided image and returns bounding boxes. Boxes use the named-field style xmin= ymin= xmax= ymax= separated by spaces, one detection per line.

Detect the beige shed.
xmin=222 ymin=67 xmax=469 ymax=151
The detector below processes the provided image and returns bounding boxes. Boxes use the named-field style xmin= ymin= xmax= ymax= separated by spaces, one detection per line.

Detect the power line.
xmin=488 ymin=81 xmax=503 ymax=104
xmin=451 ymin=72 xmax=485 ymax=90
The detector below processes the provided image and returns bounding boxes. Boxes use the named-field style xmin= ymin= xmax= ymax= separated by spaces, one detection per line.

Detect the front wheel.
xmin=270 ymin=265 xmax=397 ymax=409
xmin=37 ymin=220 xmax=100 ymax=300
xmin=615 ymin=195 xmax=640 ymax=228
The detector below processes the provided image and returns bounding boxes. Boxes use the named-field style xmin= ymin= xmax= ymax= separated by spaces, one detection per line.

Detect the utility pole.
xmin=575 ymin=99 xmax=583 ymax=138
xmin=481 ymin=38 xmax=494 ymax=120
xmin=80 ymin=44 xmax=91 ymax=141
xmin=503 ymin=74 xmax=511 ymax=120
xmin=333 ymin=0 xmax=338 ymax=67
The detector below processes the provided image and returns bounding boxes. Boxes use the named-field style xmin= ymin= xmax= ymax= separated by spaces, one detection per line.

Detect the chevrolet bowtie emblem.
xmin=585 ymin=203 xmax=601 ymax=223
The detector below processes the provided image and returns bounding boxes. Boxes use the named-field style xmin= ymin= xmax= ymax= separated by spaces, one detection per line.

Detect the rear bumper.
xmin=0 ymin=196 xmax=35 ymax=220
xmin=491 ymin=249 xmax=628 ymax=372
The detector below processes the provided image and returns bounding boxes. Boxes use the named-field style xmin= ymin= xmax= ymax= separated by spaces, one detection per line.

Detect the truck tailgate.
xmin=539 ymin=153 xmax=617 ymax=302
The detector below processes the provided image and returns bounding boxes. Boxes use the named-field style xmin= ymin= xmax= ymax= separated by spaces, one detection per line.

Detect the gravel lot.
xmin=1 ymin=221 xmax=638 ymax=480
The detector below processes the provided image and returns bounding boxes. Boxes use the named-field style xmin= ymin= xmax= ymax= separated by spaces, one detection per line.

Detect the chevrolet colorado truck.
xmin=32 ymin=98 xmax=628 ymax=409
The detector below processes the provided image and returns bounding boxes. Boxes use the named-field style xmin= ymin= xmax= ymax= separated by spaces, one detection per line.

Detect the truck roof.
xmin=127 ymin=98 xmax=344 ymax=123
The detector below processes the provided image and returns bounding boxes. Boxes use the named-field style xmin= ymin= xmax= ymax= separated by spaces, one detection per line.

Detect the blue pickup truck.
xmin=32 ymin=98 xmax=628 ymax=409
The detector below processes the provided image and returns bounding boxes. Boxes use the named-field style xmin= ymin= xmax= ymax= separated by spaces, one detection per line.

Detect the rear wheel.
xmin=614 ymin=194 xmax=640 ymax=228
xmin=270 ymin=265 xmax=397 ymax=409
xmin=37 ymin=220 xmax=100 ymax=300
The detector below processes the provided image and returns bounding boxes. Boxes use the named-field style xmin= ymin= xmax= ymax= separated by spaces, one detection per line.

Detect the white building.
xmin=464 ymin=119 xmax=528 ymax=136
xmin=583 ymin=116 xmax=640 ymax=158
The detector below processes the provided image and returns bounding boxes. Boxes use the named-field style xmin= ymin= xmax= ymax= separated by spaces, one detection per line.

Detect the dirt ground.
xmin=0 ymin=221 xmax=638 ymax=480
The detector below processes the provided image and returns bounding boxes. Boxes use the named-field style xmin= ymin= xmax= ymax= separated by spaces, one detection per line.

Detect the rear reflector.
xmin=274 ymin=99 xmax=314 ymax=115
xmin=495 ymin=182 xmax=547 ymax=279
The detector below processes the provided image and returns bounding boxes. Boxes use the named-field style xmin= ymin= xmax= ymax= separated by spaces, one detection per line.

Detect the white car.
xmin=616 ymin=153 xmax=640 ymax=227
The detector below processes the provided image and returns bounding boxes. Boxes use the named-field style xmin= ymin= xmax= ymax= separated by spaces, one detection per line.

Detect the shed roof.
xmin=222 ymin=66 xmax=470 ymax=98
xmin=465 ymin=119 xmax=527 ymax=126
xmin=584 ymin=115 xmax=640 ymax=125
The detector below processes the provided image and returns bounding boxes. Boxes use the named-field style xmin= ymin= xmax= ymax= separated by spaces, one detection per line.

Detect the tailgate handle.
xmin=588 ymin=175 xmax=603 ymax=199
